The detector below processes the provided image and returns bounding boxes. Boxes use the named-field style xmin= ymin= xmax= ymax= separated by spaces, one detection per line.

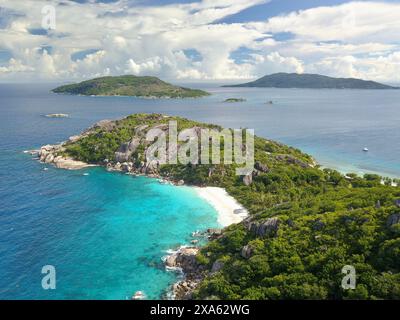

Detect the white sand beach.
xmin=194 ymin=187 xmax=248 ymax=227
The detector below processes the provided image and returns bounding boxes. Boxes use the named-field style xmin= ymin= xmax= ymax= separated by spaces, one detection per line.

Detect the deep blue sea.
xmin=1 ymin=83 xmax=400 ymax=299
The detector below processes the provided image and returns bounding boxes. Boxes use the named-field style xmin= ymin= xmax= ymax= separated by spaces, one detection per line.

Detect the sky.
xmin=0 ymin=0 xmax=400 ymax=83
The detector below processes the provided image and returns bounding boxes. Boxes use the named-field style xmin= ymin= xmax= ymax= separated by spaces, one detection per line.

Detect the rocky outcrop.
xmin=211 ymin=260 xmax=225 ymax=274
xmin=91 ymin=119 xmax=115 ymax=132
xmin=246 ymin=217 xmax=280 ymax=237
xmin=164 ymin=247 xmax=206 ymax=300
xmin=114 ymin=138 xmax=140 ymax=163
xmin=38 ymin=144 xmax=94 ymax=170
xmin=243 ymin=174 xmax=253 ymax=186
xmin=255 ymin=161 xmax=269 ymax=173
xmin=275 ymin=154 xmax=310 ymax=168
xmin=241 ymin=245 xmax=253 ymax=259
xmin=134 ymin=124 xmax=149 ymax=136
xmin=165 ymin=247 xmax=197 ymax=271
xmin=172 ymin=281 xmax=198 ymax=300
xmin=207 ymin=228 xmax=223 ymax=240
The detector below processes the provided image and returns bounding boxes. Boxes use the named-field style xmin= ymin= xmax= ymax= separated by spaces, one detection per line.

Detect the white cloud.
xmin=0 ymin=0 xmax=399 ymax=83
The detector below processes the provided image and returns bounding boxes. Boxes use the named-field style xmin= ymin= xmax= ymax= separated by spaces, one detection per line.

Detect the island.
xmin=35 ymin=113 xmax=400 ymax=300
xmin=224 ymin=73 xmax=399 ymax=89
xmin=52 ymin=75 xmax=210 ymax=98
xmin=223 ymin=98 xmax=246 ymax=103
xmin=44 ymin=113 xmax=69 ymax=118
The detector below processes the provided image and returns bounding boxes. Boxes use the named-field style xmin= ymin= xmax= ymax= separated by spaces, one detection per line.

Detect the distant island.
xmin=224 ymin=73 xmax=399 ymax=89
xmin=223 ymin=98 xmax=246 ymax=103
xmin=52 ymin=75 xmax=210 ymax=98
xmin=44 ymin=113 xmax=69 ymax=118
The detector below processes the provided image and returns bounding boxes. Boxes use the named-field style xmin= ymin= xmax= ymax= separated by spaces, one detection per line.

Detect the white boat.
xmin=363 ymin=147 xmax=369 ymax=152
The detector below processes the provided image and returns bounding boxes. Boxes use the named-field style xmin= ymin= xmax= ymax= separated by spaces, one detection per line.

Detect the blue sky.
xmin=1 ymin=0 xmax=400 ymax=83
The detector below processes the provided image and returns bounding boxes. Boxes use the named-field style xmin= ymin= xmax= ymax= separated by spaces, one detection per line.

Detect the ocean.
xmin=0 ymin=83 xmax=399 ymax=299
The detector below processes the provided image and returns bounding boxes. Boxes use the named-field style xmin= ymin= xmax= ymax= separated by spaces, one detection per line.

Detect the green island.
xmin=40 ymin=114 xmax=400 ymax=300
xmin=224 ymin=98 xmax=246 ymax=103
xmin=52 ymin=75 xmax=210 ymax=98
xmin=224 ymin=73 xmax=399 ymax=90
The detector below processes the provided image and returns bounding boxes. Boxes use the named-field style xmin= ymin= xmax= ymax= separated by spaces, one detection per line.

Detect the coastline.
xmin=194 ymin=187 xmax=248 ymax=227
xmin=318 ymin=159 xmax=400 ymax=180
xmin=30 ymin=143 xmax=249 ymax=300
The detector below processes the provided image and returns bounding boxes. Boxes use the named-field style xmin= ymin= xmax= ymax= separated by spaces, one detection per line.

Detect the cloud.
xmin=0 ymin=0 xmax=399 ymax=83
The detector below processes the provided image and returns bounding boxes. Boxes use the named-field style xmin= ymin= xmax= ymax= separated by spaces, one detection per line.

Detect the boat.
xmin=363 ymin=147 xmax=369 ymax=152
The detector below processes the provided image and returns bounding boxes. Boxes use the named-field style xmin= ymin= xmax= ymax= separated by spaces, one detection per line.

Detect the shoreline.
xmin=194 ymin=187 xmax=248 ymax=227
xmin=319 ymin=160 xmax=400 ymax=180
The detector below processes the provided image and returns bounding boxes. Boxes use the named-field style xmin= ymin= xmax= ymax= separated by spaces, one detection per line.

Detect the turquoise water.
xmin=1 ymin=83 xmax=400 ymax=299
xmin=0 ymin=162 xmax=220 ymax=300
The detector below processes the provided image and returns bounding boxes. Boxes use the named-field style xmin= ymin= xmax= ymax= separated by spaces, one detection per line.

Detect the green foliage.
xmin=52 ymin=75 xmax=210 ymax=98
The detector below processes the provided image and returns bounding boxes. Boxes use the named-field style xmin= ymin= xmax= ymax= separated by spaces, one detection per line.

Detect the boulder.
xmin=121 ymin=162 xmax=131 ymax=172
xmin=241 ymin=245 xmax=253 ymax=259
xmin=248 ymin=217 xmax=280 ymax=237
xmin=146 ymin=160 xmax=159 ymax=174
xmin=234 ymin=208 xmax=247 ymax=215
xmin=172 ymin=280 xmax=198 ymax=300
xmin=276 ymin=154 xmax=309 ymax=168
xmin=114 ymin=162 xmax=122 ymax=171
xmin=207 ymin=228 xmax=222 ymax=236
xmin=165 ymin=255 xmax=177 ymax=268
xmin=211 ymin=260 xmax=224 ymax=273
xmin=68 ymin=135 xmax=81 ymax=143
xmin=92 ymin=119 xmax=115 ymax=132
xmin=115 ymin=138 xmax=140 ymax=163
xmin=255 ymin=161 xmax=269 ymax=173
xmin=44 ymin=154 xmax=54 ymax=163
xmin=134 ymin=125 xmax=149 ymax=136
xmin=243 ymin=174 xmax=253 ymax=186
xmin=387 ymin=214 xmax=400 ymax=228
